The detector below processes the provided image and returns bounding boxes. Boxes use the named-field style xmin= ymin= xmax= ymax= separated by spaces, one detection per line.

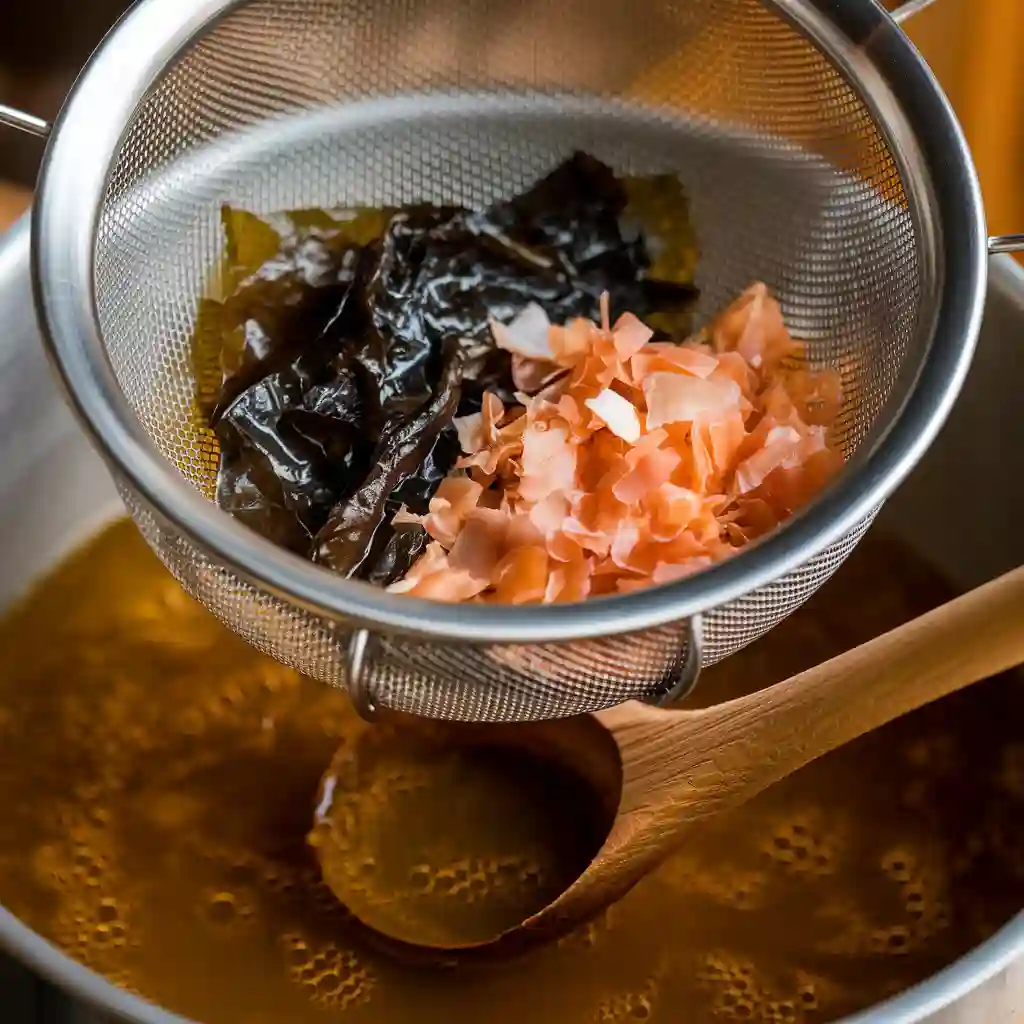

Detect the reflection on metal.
xmin=0 ymin=105 xmax=50 ymax=139
xmin=988 ymin=234 xmax=1024 ymax=255
xmin=890 ymin=0 xmax=943 ymax=26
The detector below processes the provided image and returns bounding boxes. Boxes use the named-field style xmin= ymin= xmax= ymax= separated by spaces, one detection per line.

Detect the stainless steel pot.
xmin=0 ymin=214 xmax=1021 ymax=1021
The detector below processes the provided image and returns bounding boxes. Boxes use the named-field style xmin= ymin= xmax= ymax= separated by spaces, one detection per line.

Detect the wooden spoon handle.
xmin=613 ymin=565 xmax=1024 ymax=823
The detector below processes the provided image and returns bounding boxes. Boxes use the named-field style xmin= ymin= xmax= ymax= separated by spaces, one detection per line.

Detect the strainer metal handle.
xmin=988 ymin=236 xmax=1024 ymax=255
xmin=889 ymin=0 xmax=941 ymax=24
xmin=0 ymin=105 xmax=49 ymax=139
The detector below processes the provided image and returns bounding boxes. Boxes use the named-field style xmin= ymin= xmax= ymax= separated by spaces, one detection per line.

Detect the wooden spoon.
xmin=314 ymin=564 xmax=1024 ymax=958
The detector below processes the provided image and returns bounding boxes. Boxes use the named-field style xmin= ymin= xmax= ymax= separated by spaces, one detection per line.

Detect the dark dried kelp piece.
xmin=215 ymin=455 xmax=314 ymax=555
xmin=313 ymin=346 xmax=465 ymax=577
xmin=358 ymin=424 xmax=463 ymax=583
xmin=196 ymin=206 xmax=391 ymax=422
xmin=364 ymin=521 xmax=432 ymax=587
xmin=214 ymin=354 xmax=371 ymax=552
xmin=213 ymin=277 xmax=375 ymax=551
xmin=488 ymin=151 xmax=639 ymax=292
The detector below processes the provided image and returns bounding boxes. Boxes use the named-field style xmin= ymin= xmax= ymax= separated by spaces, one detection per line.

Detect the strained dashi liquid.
xmin=0 ymin=522 xmax=1020 ymax=1023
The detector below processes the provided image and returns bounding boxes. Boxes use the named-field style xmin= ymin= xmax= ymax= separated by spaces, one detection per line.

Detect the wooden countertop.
xmin=0 ymin=184 xmax=31 ymax=233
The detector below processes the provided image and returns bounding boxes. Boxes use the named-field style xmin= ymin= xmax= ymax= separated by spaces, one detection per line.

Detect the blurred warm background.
xmin=0 ymin=0 xmax=1021 ymax=239
xmin=907 ymin=0 xmax=1024 ymax=247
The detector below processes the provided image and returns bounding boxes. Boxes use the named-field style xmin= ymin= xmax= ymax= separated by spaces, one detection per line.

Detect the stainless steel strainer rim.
xmin=30 ymin=0 xmax=987 ymax=645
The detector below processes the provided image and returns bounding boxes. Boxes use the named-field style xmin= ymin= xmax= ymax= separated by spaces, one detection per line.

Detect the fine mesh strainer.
xmin=2 ymin=0 xmax=1021 ymax=723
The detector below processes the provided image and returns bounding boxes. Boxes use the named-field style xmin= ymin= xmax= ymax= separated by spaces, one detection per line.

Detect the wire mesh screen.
xmin=92 ymin=0 xmax=924 ymax=720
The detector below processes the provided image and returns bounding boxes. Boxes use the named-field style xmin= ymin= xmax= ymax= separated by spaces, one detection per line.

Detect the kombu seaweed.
xmin=199 ymin=152 xmax=698 ymax=582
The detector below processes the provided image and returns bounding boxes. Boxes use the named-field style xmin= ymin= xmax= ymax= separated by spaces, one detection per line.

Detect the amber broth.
xmin=0 ymin=521 xmax=1021 ymax=1023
